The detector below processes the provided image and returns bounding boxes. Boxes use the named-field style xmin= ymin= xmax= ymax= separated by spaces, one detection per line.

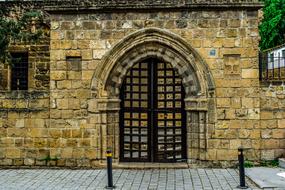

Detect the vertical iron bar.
xmin=150 ymin=59 xmax=155 ymax=162
xmin=273 ymin=55 xmax=275 ymax=79
xmin=266 ymin=54 xmax=269 ymax=80
xmin=106 ymin=150 xmax=114 ymax=189
xmin=281 ymin=56 xmax=285 ymax=79
xmin=258 ymin=52 xmax=263 ymax=81
xmin=237 ymin=148 xmax=248 ymax=189
xmin=278 ymin=55 xmax=281 ymax=80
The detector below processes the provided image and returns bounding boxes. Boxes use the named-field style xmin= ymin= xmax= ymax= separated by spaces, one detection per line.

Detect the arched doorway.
xmin=91 ymin=28 xmax=216 ymax=164
xmin=119 ymin=58 xmax=187 ymax=162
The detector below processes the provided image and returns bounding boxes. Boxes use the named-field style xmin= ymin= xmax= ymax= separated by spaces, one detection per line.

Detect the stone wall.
xmin=47 ymin=9 xmax=262 ymax=167
xmin=0 ymin=3 xmax=51 ymax=166
xmin=1 ymin=1 xmax=282 ymax=168
xmin=260 ymin=84 xmax=285 ymax=160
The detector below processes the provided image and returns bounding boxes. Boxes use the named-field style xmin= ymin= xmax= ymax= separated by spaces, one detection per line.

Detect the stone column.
xmin=97 ymin=98 xmax=120 ymax=164
xmin=185 ymin=98 xmax=209 ymax=163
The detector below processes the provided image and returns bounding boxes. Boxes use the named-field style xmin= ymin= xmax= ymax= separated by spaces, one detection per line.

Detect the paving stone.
xmin=0 ymin=169 xmax=261 ymax=190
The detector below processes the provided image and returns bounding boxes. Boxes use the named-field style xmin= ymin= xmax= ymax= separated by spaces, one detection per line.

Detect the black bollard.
xmin=237 ymin=148 xmax=248 ymax=189
xmin=105 ymin=150 xmax=115 ymax=189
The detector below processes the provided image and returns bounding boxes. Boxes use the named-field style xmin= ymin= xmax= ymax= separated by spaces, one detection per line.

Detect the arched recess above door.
xmin=91 ymin=27 xmax=215 ymax=100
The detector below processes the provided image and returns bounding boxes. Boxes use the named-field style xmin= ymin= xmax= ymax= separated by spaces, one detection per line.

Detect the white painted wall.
xmin=267 ymin=46 xmax=285 ymax=69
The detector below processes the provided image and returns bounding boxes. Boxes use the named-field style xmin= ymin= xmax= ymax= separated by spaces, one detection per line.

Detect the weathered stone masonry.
xmin=1 ymin=0 xmax=283 ymax=168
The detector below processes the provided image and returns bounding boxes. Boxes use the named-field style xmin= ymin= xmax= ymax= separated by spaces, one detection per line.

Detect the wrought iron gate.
xmin=120 ymin=59 xmax=186 ymax=162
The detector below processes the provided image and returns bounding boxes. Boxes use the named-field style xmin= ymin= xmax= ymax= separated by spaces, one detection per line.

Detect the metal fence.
xmin=259 ymin=53 xmax=285 ymax=81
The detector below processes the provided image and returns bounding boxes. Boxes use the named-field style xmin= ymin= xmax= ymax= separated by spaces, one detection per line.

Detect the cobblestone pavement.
xmin=0 ymin=169 xmax=259 ymax=190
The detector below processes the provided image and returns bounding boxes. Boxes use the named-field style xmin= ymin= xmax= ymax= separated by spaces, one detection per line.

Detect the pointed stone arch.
xmin=92 ymin=27 xmax=215 ymax=99
xmin=90 ymin=28 xmax=216 ymax=164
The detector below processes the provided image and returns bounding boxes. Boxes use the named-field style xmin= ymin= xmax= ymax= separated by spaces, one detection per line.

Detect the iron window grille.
xmin=11 ymin=52 xmax=29 ymax=90
xmin=259 ymin=52 xmax=285 ymax=81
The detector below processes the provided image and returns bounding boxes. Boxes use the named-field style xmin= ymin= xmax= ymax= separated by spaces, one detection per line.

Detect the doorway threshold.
xmin=113 ymin=162 xmax=189 ymax=169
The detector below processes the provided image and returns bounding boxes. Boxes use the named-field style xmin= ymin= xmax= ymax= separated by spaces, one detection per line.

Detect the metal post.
xmin=237 ymin=148 xmax=248 ymax=189
xmin=105 ymin=150 xmax=115 ymax=189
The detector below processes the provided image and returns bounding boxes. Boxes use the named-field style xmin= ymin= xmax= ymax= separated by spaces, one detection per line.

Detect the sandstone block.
xmin=261 ymin=111 xmax=274 ymax=119
xmin=13 ymin=159 xmax=24 ymax=166
xmin=222 ymin=38 xmax=235 ymax=48
xmin=28 ymin=128 xmax=46 ymax=138
xmin=278 ymin=119 xmax=285 ymax=128
xmin=68 ymin=71 xmax=82 ymax=80
xmin=272 ymin=129 xmax=285 ymax=139
xmin=261 ymin=150 xmax=275 ymax=160
xmin=85 ymin=149 xmax=96 ymax=159
xmin=68 ymin=99 xmax=80 ymax=110
xmin=24 ymin=158 xmax=35 ymax=166
xmin=62 ymin=110 xmax=74 ymax=119
xmin=205 ymin=149 xmax=217 ymax=160
xmin=230 ymin=139 xmax=241 ymax=149
xmin=93 ymin=49 xmax=107 ymax=59
xmin=81 ymin=50 xmax=93 ymax=60
xmin=82 ymin=21 xmax=97 ymax=30
xmin=50 ymin=31 xmax=63 ymax=40
xmin=50 ymin=50 xmax=64 ymax=61
xmin=61 ymin=148 xmax=72 ymax=159
xmin=51 ymin=21 xmax=59 ymax=30
xmin=49 ymin=129 xmax=62 ymax=138
xmin=57 ymin=99 xmax=69 ymax=110
xmin=61 ymin=40 xmax=72 ymax=49
xmin=82 ymin=71 xmax=94 ymax=80
xmin=231 ymin=98 xmax=241 ymax=108
xmin=57 ymin=80 xmax=72 ymax=89
xmin=6 ymin=148 xmax=21 ymax=158
xmin=71 ymin=129 xmax=82 ymax=138
xmin=78 ymin=40 xmax=90 ymax=49
xmin=248 ymin=109 xmax=260 ymax=120
xmin=261 ymin=129 xmax=272 ymax=139
xmin=0 ymin=159 xmax=12 ymax=166
xmin=72 ymin=148 xmax=84 ymax=159
xmin=261 ymin=120 xmax=277 ymax=129
xmin=263 ymin=139 xmax=279 ymax=149
xmin=15 ymin=119 xmax=25 ymax=128
xmin=50 ymin=71 xmax=67 ymax=80
xmin=217 ymin=98 xmax=231 ymax=108
xmin=89 ymin=40 xmax=106 ymax=49
xmin=66 ymin=50 xmax=81 ymax=57
xmin=250 ymin=129 xmax=260 ymax=139
xmin=229 ymin=120 xmax=242 ymax=129
xmin=239 ymin=129 xmax=250 ymax=139
xmin=216 ymin=121 xmax=229 ymax=129
xmin=242 ymin=69 xmax=258 ymax=79
xmin=217 ymin=149 xmax=237 ymax=160
xmin=61 ymin=21 xmax=75 ymax=30
xmin=7 ymin=128 xmax=25 ymax=137
xmin=189 ymin=39 xmax=201 ymax=48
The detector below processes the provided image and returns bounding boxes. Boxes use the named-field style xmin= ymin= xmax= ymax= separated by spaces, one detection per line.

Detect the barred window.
xmin=11 ymin=52 xmax=28 ymax=90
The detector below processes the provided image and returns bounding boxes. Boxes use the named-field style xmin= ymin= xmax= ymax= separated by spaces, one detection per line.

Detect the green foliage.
xmin=244 ymin=160 xmax=254 ymax=168
xmin=260 ymin=160 xmax=279 ymax=167
xmin=244 ymin=160 xmax=279 ymax=168
xmin=0 ymin=6 xmax=44 ymax=64
xmin=41 ymin=155 xmax=59 ymax=162
xmin=259 ymin=0 xmax=285 ymax=50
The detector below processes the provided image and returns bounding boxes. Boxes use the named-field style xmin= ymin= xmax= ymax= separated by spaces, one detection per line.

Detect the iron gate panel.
xmin=120 ymin=59 xmax=186 ymax=162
